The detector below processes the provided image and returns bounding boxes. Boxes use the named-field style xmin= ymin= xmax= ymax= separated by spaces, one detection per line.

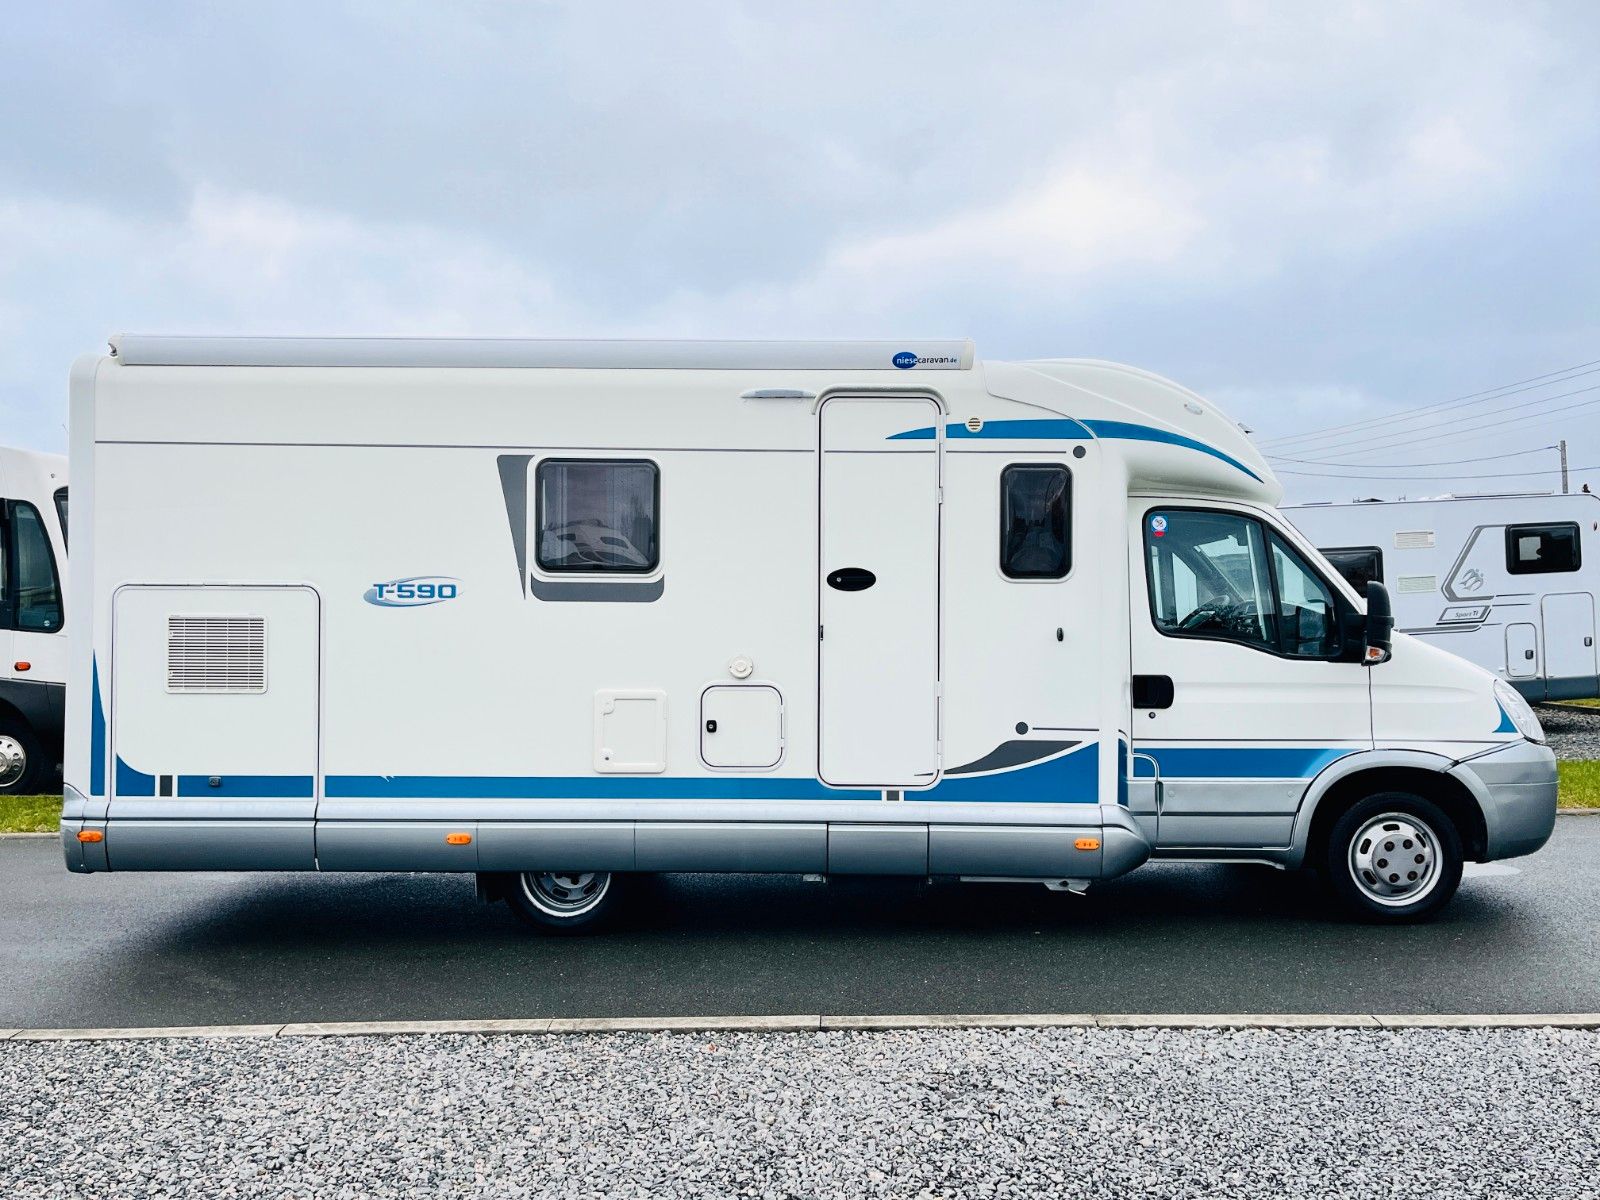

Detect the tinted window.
xmin=1000 ymin=465 xmax=1071 ymax=579
xmin=536 ymin=460 xmax=659 ymax=573
xmin=1321 ymin=545 xmax=1383 ymax=594
xmin=54 ymin=487 xmax=67 ymax=550
xmin=1 ymin=501 xmax=63 ymax=633
xmin=1145 ymin=509 xmax=1339 ymax=658
xmin=1505 ymin=523 xmax=1580 ymax=575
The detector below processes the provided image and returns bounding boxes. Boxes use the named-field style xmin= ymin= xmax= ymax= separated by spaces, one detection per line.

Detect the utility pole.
xmin=1560 ymin=439 xmax=1569 ymax=494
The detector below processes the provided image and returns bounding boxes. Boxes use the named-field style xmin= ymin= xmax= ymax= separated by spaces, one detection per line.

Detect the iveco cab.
xmin=60 ymin=337 xmax=1557 ymax=928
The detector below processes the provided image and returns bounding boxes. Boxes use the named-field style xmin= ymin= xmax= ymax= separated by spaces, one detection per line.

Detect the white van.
xmin=0 ymin=444 xmax=68 ymax=794
xmin=1286 ymin=492 xmax=1600 ymax=702
xmin=60 ymin=337 xmax=1557 ymax=927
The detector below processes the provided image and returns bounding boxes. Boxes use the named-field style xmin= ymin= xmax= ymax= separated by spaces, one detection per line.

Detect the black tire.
xmin=503 ymin=870 xmax=625 ymax=934
xmin=0 ymin=717 xmax=43 ymax=795
xmin=1324 ymin=792 xmax=1463 ymax=923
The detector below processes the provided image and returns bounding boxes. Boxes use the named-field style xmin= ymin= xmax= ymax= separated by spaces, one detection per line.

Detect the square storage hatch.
xmin=701 ymin=685 xmax=783 ymax=769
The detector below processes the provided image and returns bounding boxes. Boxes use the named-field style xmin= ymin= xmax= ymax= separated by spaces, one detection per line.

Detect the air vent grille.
xmin=1395 ymin=530 xmax=1435 ymax=550
xmin=167 ymin=615 xmax=266 ymax=694
xmin=1397 ymin=575 xmax=1438 ymax=594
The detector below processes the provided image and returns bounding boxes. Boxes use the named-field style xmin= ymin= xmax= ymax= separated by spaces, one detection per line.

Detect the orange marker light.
xmin=445 ymin=832 xmax=472 ymax=845
xmin=77 ymin=830 xmax=104 ymax=843
xmin=13 ymin=662 xmax=29 ymax=672
xmin=1074 ymin=837 xmax=1100 ymax=851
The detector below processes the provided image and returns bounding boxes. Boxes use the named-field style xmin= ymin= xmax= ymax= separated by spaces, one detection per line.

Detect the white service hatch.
xmin=701 ymin=685 xmax=784 ymax=769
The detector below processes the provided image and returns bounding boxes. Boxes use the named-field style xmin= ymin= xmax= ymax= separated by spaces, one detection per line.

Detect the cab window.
xmin=0 ymin=500 xmax=64 ymax=633
xmin=1145 ymin=509 xmax=1338 ymax=658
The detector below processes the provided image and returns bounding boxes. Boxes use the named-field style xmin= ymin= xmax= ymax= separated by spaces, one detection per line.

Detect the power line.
xmin=1266 ymin=445 xmax=1559 ymax=468
xmin=1276 ymin=463 xmax=1600 ymax=481
xmin=1258 ymin=358 xmax=1600 ymax=449
xmin=1257 ymin=381 xmax=1600 ymax=459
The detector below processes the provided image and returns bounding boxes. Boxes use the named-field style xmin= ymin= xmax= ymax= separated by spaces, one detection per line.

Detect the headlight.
xmin=1493 ymin=679 xmax=1546 ymax=743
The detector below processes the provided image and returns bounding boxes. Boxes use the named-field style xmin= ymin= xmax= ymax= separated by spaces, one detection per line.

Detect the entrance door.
xmin=818 ymin=397 xmax=941 ymax=787
xmin=1542 ymin=592 xmax=1597 ymax=695
xmin=1129 ymin=502 xmax=1372 ymax=849
xmin=1505 ymin=623 xmax=1538 ymax=680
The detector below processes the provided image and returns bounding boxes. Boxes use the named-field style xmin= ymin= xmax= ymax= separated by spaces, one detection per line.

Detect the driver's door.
xmin=1128 ymin=502 xmax=1371 ymax=851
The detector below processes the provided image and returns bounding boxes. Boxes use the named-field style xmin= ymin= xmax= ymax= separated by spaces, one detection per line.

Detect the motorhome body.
xmin=61 ymin=338 xmax=1557 ymax=926
xmin=0 ymin=444 xmax=67 ymax=794
xmin=1286 ymin=493 xmax=1600 ymax=703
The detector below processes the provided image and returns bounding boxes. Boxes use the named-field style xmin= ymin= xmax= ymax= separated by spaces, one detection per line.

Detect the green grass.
xmin=1548 ymin=697 xmax=1600 ymax=710
xmin=0 ymin=795 xmax=62 ymax=833
xmin=1560 ymin=761 xmax=1600 ymax=809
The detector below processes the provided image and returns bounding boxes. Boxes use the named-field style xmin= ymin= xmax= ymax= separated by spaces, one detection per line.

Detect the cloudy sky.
xmin=3 ymin=1 xmax=1597 ymax=501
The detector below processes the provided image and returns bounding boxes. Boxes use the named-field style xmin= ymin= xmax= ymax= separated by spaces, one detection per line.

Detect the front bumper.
xmin=1450 ymin=740 xmax=1559 ymax=861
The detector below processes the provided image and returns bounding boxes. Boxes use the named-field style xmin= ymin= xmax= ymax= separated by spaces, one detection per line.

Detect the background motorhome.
xmin=0 ymin=444 xmax=68 ymax=793
xmin=1285 ymin=492 xmax=1600 ymax=702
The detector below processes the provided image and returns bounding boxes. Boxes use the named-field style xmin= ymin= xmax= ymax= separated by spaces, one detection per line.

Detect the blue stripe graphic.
xmin=177 ymin=775 xmax=315 ymax=798
xmin=112 ymin=758 xmax=314 ymax=799
xmin=1132 ymin=747 xmax=1353 ymax=780
xmin=110 ymin=745 xmax=1100 ymax=804
xmin=885 ymin=418 xmax=1261 ymax=482
xmin=326 ymin=743 xmax=1099 ymax=803
xmin=91 ymin=658 xmax=106 ymax=797
xmin=1494 ymin=703 xmax=1518 ymax=735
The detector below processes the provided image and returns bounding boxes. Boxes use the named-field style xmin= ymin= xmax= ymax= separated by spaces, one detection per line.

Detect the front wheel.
xmin=505 ymin=870 xmax=623 ymax=934
xmin=0 ymin=718 xmax=43 ymax=795
xmin=1324 ymin=793 xmax=1463 ymax=923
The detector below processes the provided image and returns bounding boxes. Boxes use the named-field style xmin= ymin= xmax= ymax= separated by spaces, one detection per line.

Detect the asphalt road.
xmin=3 ymin=819 xmax=1598 ymax=1029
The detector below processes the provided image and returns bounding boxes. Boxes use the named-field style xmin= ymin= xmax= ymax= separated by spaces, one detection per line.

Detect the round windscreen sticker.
xmin=1150 ymin=515 xmax=1168 ymax=538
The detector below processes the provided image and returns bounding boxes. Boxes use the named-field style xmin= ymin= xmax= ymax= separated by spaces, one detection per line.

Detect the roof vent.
xmin=167 ymin=615 xmax=267 ymax=694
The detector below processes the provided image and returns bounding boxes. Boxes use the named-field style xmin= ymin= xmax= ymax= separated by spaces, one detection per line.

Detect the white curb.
xmin=6 ymin=1013 xmax=1600 ymax=1042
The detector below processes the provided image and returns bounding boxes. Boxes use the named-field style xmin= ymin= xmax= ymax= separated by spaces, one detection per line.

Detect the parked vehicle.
xmin=60 ymin=337 xmax=1557 ymax=926
xmin=0 ymin=444 xmax=67 ymax=794
xmin=1286 ymin=492 xmax=1600 ymax=702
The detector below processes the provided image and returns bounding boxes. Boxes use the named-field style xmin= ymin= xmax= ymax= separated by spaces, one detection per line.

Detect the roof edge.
xmin=108 ymin=335 xmax=977 ymax=372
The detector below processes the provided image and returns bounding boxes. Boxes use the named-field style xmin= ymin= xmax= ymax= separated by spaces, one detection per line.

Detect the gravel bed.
xmin=4 ymin=1027 xmax=1598 ymax=1199
xmin=1537 ymin=703 xmax=1600 ymax=761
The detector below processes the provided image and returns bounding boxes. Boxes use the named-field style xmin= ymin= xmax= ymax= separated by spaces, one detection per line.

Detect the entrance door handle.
xmin=826 ymin=567 xmax=877 ymax=591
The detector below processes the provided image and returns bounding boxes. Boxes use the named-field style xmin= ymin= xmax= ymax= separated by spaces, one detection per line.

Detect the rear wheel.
xmin=505 ymin=870 xmax=622 ymax=934
xmin=0 ymin=718 xmax=43 ymax=795
xmin=1324 ymin=792 xmax=1462 ymax=923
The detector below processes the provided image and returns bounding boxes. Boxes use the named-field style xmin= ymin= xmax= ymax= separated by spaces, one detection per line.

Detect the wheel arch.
xmin=1291 ymin=752 xmax=1488 ymax=868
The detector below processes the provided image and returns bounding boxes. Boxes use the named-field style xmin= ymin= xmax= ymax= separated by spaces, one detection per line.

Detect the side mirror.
xmin=1363 ymin=580 xmax=1394 ymax=665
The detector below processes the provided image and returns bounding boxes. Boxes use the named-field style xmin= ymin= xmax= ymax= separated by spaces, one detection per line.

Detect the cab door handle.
xmin=1132 ymin=674 xmax=1174 ymax=709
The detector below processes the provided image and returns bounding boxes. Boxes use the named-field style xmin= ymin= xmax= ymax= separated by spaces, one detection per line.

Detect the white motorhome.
xmin=0 ymin=444 xmax=68 ymax=794
xmin=61 ymin=337 xmax=1557 ymax=927
xmin=1286 ymin=493 xmax=1600 ymax=703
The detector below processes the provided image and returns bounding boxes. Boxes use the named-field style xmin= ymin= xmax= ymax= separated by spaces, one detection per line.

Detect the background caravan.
xmin=1286 ymin=493 xmax=1600 ymax=703
xmin=60 ymin=337 xmax=1556 ymax=927
xmin=0 ymin=443 xmax=68 ymax=794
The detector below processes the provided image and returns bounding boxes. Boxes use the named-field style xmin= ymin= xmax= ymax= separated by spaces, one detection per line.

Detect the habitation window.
xmin=54 ymin=487 xmax=67 ymax=550
xmin=1000 ymin=465 xmax=1071 ymax=579
xmin=0 ymin=500 xmax=64 ymax=633
xmin=1505 ymin=523 xmax=1580 ymax=575
xmin=1144 ymin=508 xmax=1339 ymax=659
xmin=1320 ymin=545 xmax=1384 ymax=595
xmin=536 ymin=459 xmax=660 ymax=573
